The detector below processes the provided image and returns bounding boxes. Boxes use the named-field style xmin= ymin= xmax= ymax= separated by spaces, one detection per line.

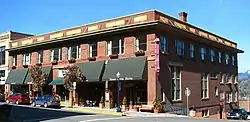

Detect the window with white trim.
xmin=201 ymin=72 xmax=208 ymax=99
xmin=226 ymin=73 xmax=231 ymax=83
xmin=202 ymin=110 xmax=209 ymax=117
xmin=225 ymin=53 xmax=229 ymax=65
xmin=12 ymin=55 xmax=17 ymax=66
xmin=175 ymin=40 xmax=184 ymax=56
xmin=135 ymin=35 xmax=147 ymax=51
xmin=89 ymin=42 xmax=97 ymax=57
xmin=226 ymin=92 xmax=232 ymax=103
xmin=209 ymin=49 xmax=215 ymax=62
xmin=37 ymin=50 xmax=43 ymax=63
xmin=200 ymin=47 xmax=206 ymax=60
xmin=160 ymin=36 xmax=168 ymax=52
xmin=218 ymin=52 xmax=222 ymax=63
xmin=106 ymin=39 xmax=124 ymax=55
xmin=234 ymin=92 xmax=238 ymax=102
xmin=107 ymin=41 xmax=112 ymax=56
xmin=189 ymin=44 xmax=195 ymax=58
xmin=22 ymin=53 xmax=31 ymax=65
xmin=232 ymin=55 xmax=236 ymax=66
xmin=219 ymin=92 xmax=224 ymax=100
xmin=210 ymin=72 xmax=218 ymax=78
xmin=215 ymin=87 xmax=219 ymax=96
xmin=51 ymin=48 xmax=62 ymax=61
xmin=0 ymin=46 xmax=5 ymax=65
xmin=68 ymin=45 xmax=81 ymax=59
xmin=171 ymin=66 xmax=181 ymax=101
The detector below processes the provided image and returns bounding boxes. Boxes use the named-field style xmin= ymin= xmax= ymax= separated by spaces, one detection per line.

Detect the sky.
xmin=0 ymin=0 xmax=249 ymax=72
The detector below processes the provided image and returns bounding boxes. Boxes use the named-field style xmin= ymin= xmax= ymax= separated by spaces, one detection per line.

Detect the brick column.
xmin=62 ymin=47 xmax=68 ymax=61
xmin=43 ymin=50 xmax=51 ymax=64
xmin=31 ymin=52 xmax=38 ymax=65
xmin=8 ymin=56 xmax=13 ymax=67
xmin=97 ymin=41 xmax=107 ymax=57
xmin=124 ymin=36 xmax=135 ymax=54
xmin=80 ymin=44 xmax=89 ymax=59
xmin=17 ymin=54 xmax=23 ymax=68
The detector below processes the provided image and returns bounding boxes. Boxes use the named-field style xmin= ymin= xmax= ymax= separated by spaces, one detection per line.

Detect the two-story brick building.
xmin=6 ymin=10 xmax=243 ymax=118
xmin=0 ymin=31 xmax=32 ymax=94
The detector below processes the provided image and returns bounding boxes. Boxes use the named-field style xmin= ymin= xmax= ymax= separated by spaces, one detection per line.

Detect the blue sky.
xmin=1 ymin=0 xmax=249 ymax=72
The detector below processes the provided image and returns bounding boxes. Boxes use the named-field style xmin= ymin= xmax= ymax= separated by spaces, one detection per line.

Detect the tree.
xmin=63 ymin=64 xmax=85 ymax=107
xmin=30 ymin=64 xmax=46 ymax=97
xmin=239 ymin=79 xmax=250 ymax=99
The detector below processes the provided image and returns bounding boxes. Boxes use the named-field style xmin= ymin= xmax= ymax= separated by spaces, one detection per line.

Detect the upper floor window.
xmin=171 ymin=66 xmax=181 ymax=101
xmin=226 ymin=92 xmax=232 ymax=103
xmin=107 ymin=39 xmax=124 ymax=55
xmin=189 ymin=44 xmax=195 ymax=58
xmin=225 ymin=73 xmax=231 ymax=83
xmin=218 ymin=52 xmax=222 ymax=63
xmin=160 ymin=36 xmax=168 ymax=52
xmin=175 ymin=40 xmax=184 ymax=56
xmin=89 ymin=42 xmax=97 ymax=57
xmin=200 ymin=47 xmax=206 ymax=60
xmin=219 ymin=92 xmax=224 ymax=100
xmin=215 ymin=87 xmax=219 ymax=96
xmin=135 ymin=35 xmax=147 ymax=51
xmin=22 ymin=53 xmax=31 ymax=65
xmin=202 ymin=110 xmax=209 ymax=117
xmin=0 ymin=46 xmax=5 ymax=65
xmin=232 ymin=55 xmax=236 ymax=66
xmin=234 ymin=92 xmax=238 ymax=102
xmin=68 ymin=45 xmax=81 ymax=59
xmin=12 ymin=55 xmax=17 ymax=66
xmin=209 ymin=49 xmax=215 ymax=62
xmin=201 ymin=72 xmax=208 ymax=99
xmin=51 ymin=48 xmax=62 ymax=61
xmin=210 ymin=72 xmax=218 ymax=78
xmin=37 ymin=50 xmax=43 ymax=64
xmin=225 ymin=53 xmax=229 ymax=65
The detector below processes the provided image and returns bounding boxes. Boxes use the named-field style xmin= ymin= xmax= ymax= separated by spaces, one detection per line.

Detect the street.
xmin=1 ymin=103 xmax=249 ymax=122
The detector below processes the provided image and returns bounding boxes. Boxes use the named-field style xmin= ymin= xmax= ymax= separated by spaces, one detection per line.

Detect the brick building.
xmin=0 ymin=31 xmax=32 ymax=94
xmin=6 ymin=10 xmax=243 ymax=118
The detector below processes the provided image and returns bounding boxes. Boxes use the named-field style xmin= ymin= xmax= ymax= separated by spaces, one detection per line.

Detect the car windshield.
xmin=232 ymin=109 xmax=242 ymax=113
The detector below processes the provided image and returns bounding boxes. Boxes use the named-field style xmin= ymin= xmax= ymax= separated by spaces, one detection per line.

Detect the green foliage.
xmin=122 ymin=96 xmax=127 ymax=105
xmin=63 ymin=64 xmax=85 ymax=91
xmin=153 ymin=97 xmax=163 ymax=109
xmin=30 ymin=64 xmax=46 ymax=93
xmin=129 ymin=101 xmax=133 ymax=105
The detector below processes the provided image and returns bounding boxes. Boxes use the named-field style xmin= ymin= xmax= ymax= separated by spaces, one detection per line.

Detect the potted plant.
xmin=122 ymin=96 xmax=127 ymax=111
xmin=68 ymin=58 xmax=76 ymax=63
xmin=134 ymin=50 xmax=145 ymax=56
xmin=99 ymin=96 xmax=104 ymax=108
xmin=129 ymin=101 xmax=133 ymax=110
xmin=36 ymin=63 xmax=42 ymax=66
xmin=109 ymin=54 xmax=118 ymax=59
xmin=23 ymin=64 xmax=28 ymax=68
xmin=11 ymin=66 xmax=16 ymax=69
xmin=153 ymin=97 xmax=163 ymax=113
xmin=88 ymin=56 xmax=96 ymax=61
xmin=51 ymin=60 xmax=58 ymax=65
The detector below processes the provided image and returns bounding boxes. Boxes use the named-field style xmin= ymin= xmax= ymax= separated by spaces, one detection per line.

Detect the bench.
xmin=139 ymin=105 xmax=153 ymax=112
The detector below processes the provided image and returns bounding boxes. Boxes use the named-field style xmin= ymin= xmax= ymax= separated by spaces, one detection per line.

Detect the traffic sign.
xmin=185 ymin=87 xmax=191 ymax=96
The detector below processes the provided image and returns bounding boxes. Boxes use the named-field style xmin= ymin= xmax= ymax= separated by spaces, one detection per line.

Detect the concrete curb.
xmin=64 ymin=108 xmax=126 ymax=116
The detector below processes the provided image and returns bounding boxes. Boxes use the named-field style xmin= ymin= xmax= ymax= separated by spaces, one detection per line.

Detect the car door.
xmin=242 ymin=109 xmax=248 ymax=119
xmin=8 ymin=94 xmax=14 ymax=102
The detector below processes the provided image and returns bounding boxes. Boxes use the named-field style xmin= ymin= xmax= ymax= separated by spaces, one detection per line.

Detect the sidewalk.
xmin=61 ymin=105 xmax=188 ymax=117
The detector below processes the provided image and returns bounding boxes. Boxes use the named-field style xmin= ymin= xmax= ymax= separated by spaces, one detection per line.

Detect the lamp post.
xmin=116 ymin=72 xmax=122 ymax=112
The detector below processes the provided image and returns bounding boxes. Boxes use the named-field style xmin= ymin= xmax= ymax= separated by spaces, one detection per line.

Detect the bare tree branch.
xmin=30 ymin=64 xmax=46 ymax=94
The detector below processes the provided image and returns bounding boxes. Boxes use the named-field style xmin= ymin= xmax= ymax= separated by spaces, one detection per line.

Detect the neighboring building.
xmin=0 ymin=31 xmax=32 ymax=94
xmin=6 ymin=10 xmax=243 ymax=118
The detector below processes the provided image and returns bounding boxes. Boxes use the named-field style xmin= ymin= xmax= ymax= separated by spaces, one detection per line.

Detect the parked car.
xmin=227 ymin=108 xmax=248 ymax=120
xmin=0 ymin=93 xmax=4 ymax=102
xmin=6 ymin=93 xmax=30 ymax=104
xmin=31 ymin=95 xmax=60 ymax=108
xmin=247 ymin=112 xmax=250 ymax=120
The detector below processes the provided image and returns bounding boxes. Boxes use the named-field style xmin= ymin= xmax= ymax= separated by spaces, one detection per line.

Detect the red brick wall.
xmin=31 ymin=52 xmax=38 ymax=65
xmin=97 ymin=41 xmax=106 ymax=57
xmin=80 ymin=44 xmax=89 ymax=59
xmin=43 ymin=49 xmax=51 ymax=64
xmin=17 ymin=54 xmax=23 ymax=68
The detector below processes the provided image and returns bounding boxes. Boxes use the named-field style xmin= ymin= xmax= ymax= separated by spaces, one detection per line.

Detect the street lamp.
xmin=116 ymin=72 xmax=121 ymax=112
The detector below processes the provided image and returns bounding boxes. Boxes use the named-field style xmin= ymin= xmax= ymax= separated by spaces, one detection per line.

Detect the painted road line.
xmin=79 ymin=116 xmax=140 ymax=122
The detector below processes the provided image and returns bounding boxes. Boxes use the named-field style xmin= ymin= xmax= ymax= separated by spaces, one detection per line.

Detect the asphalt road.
xmin=1 ymin=103 xmax=250 ymax=122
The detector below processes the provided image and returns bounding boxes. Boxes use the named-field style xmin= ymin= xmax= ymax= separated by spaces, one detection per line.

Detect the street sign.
xmin=185 ymin=87 xmax=191 ymax=96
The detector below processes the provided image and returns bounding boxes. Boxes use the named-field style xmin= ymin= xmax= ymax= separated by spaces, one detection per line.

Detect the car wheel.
xmin=15 ymin=100 xmax=19 ymax=104
xmin=6 ymin=100 xmax=10 ymax=104
xmin=31 ymin=102 xmax=36 ymax=107
xmin=44 ymin=103 xmax=48 ymax=108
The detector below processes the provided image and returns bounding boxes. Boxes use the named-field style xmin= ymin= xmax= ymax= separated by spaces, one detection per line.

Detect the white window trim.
xmin=118 ymin=39 xmax=124 ymax=54
xmin=22 ymin=53 xmax=31 ymax=65
xmin=218 ymin=52 xmax=222 ymax=63
xmin=234 ymin=92 xmax=238 ymax=102
xmin=67 ymin=46 xmax=81 ymax=60
xmin=12 ymin=56 xmax=16 ymax=66
xmin=215 ymin=87 xmax=219 ymax=96
xmin=107 ymin=41 xmax=112 ymax=55
xmin=135 ymin=38 xmax=139 ymax=51
xmin=160 ymin=36 xmax=167 ymax=52
xmin=172 ymin=67 xmax=181 ymax=101
xmin=202 ymin=110 xmax=209 ymax=117
xmin=220 ymin=92 xmax=225 ymax=100
xmin=38 ymin=51 xmax=43 ymax=64
xmin=202 ymin=73 xmax=209 ymax=99
xmin=51 ymin=48 xmax=62 ymax=61
xmin=220 ymin=74 xmax=224 ymax=83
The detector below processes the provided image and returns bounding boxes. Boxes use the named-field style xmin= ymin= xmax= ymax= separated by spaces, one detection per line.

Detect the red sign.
xmin=154 ymin=38 xmax=160 ymax=72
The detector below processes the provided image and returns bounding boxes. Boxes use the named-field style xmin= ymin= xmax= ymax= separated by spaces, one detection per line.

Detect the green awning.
xmin=48 ymin=77 xmax=64 ymax=85
xmin=76 ymin=61 xmax=105 ymax=82
xmin=102 ymin=56 xmax=147 ymax=81
xmin=6 ymin=69 xmax=28 ymax=85
xmin=24 ymin=66 xmax=52 ymax=84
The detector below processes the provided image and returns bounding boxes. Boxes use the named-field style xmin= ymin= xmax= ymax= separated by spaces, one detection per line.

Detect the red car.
xmin=6 ymin=93 xmax=30 ymax=104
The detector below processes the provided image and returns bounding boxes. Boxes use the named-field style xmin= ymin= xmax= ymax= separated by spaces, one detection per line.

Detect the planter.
xmin=153 ymin=108 xmax=160 ymax=113
xmin=68 ymin=58 xmax=76 ymax=63
xmin=51 ymin=60 xmax=58 ymax=65
xmin=99 ymin=103 xmax=105 ymax=109
xmin=122 ymin=105 xmax=126 ymax=111
xmin=88 ymin=57 xmax=96 ymax=61
xmin=11 ymin=66 xmax=16 ymax=69
xmin=109 ymin=54 xmax=118 ymax=59
xmin=36 ymin=63 xmax=42 ymax=66
xmin=129 ymin=105 xmax=133 ymax=110
xmin=23 ymin=65 xmax=28 ymax=68
xmin=134 ymin=50 xmax=145 ymax=56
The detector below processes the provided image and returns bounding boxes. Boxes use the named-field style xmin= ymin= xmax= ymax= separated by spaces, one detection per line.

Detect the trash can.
xmin=0 ymin=104 xmax=12 ymax=121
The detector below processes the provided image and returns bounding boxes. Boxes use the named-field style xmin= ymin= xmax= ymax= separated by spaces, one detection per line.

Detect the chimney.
xmin=179 ymin=12 xmax=188 ymax=22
